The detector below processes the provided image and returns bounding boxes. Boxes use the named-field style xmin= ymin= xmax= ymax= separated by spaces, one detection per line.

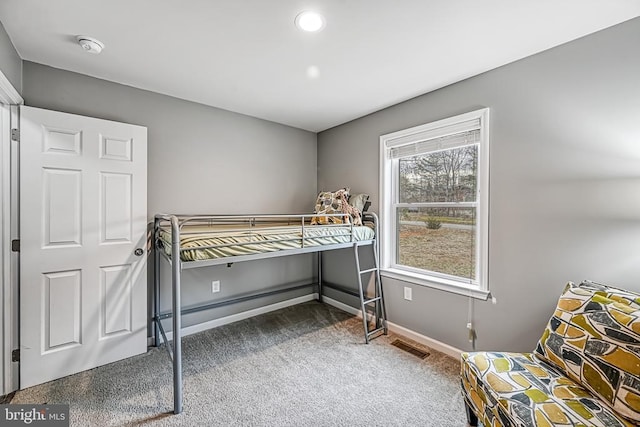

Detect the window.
xmin=379 ymin=109 xmax=490 ymax=299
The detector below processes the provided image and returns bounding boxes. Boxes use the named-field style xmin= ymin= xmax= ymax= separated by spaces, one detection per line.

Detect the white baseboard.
xmin=322 ymin=296 xmax=462 ymax=359
xmin=321 ymin=295 xmax=360 ymax=316
xmin=163 ymin=294 xmax=318 ymax=341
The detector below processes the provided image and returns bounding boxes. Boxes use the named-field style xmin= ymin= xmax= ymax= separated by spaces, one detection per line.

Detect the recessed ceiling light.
xmin=295 ymin=11 xmax=326 ymax=32
xmin=306 ymin=65 xmax=320 ymax=79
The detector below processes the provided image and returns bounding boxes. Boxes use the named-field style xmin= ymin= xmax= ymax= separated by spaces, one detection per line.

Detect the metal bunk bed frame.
xmin=153 ymin=213 xmax=387 ymax=414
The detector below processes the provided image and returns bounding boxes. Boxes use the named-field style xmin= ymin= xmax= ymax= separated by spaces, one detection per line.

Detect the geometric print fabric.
xmin=460 ymin=351 xmax=635 ymax=427
xmin=311 ymin=187 xmax=363 ymax=226
xmin=311 ymin=188 xmax=351 ymax=225
xmin=533 ymin=281 xmax=640 ymax=423
xmin=461 ymin=280 xmax=640 ymax=426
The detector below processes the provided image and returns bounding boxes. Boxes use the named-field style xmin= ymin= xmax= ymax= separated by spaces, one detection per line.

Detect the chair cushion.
xmin=534 ymin=281 xmax=640 ymax=422
xmin=461 ymin=351 xmax=633 ymax=426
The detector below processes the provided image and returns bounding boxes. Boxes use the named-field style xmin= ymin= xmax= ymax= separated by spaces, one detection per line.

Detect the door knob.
xmin=134 ymin=248 xmax=144 ymax=256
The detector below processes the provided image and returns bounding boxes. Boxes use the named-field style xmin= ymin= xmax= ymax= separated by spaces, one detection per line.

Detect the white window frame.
xmin=379 ymin=108 xmax=490 ymax=300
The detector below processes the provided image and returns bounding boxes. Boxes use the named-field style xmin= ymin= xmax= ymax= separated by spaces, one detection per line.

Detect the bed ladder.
xmin=353 ymin=242 xmax=388 ymax=343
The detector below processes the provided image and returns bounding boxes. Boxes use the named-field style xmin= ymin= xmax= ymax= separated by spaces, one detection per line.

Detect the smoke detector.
xmin=76 ymin=36 xmax=104 ymax=54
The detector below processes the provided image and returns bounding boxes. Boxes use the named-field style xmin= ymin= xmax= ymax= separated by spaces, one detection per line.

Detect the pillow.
xmin=533 ymin=280 xmax=640 ymax=423
xmin=349 ymin=193 xmax=370 ymax=213
xmin=311 ymin=188 xmax=351 ymax=225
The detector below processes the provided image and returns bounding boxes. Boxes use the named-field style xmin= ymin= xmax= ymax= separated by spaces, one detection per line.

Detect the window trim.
xmin=379 ymin=108 xmax=490 ymax=300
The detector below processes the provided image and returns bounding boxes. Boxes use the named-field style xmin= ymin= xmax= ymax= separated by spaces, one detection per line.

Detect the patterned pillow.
xmin=311 ymin=188 xmax=354 ymax=225
xmin=349 ymin=193 xmax=369 ymax=213
xmin=534 ymin=280 xmax=640 ymax=423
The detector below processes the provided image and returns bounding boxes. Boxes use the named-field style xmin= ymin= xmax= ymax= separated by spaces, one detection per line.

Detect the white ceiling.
xmin=0 ymin=1 xmax=638 ymax=132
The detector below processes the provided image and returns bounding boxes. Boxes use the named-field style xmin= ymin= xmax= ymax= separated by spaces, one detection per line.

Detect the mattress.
xmin=159 ymin=223 xmax=375 ymax=262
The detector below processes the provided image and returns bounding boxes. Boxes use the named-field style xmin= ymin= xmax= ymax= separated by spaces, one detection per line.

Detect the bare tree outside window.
xmin=397 ymin=143 xmax=478 ymax=281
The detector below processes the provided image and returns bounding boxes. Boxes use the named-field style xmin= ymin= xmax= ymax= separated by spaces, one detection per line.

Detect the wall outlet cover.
xmin=211 ymin=280 xmax=220 ymax=293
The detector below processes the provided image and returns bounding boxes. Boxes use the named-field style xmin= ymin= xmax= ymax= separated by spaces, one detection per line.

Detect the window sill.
xmin=380 ymin=268 xmax=490 ymax=300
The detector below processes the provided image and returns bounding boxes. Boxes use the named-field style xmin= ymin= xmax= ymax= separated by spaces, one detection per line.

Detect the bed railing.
xmin=152 ymin=212 xmax=379 ymax=414
xmin=155 ymin=213 xmax=375 ymax=264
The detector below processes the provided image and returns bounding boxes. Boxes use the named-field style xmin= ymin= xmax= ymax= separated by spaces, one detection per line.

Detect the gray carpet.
xmin=12 ymin=301 xmax=467 ymax=426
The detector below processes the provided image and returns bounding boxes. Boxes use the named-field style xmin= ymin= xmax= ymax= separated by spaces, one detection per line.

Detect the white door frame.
xmin=0 ymin=69 xmax=23 ymax=396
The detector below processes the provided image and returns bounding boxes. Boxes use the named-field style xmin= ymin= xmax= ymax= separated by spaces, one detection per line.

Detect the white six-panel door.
xmin=19 ymin=106 xmax=147 ymax=388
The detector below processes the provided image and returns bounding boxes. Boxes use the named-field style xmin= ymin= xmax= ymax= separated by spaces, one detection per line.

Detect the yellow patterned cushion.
xmin=534 ymin=281 xmax=640 ymax=423
xmin=461 ymin=351 xmax=635 ymax=427
xmin=311 ymin=188 xmax=355 ymax=225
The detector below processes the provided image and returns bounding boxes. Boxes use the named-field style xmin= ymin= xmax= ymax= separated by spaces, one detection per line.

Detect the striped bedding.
xmin=159 ymin=223 xmax=375 ymax=262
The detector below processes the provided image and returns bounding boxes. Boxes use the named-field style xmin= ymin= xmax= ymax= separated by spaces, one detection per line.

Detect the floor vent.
xmin=391 ymin=339 xmax=430 ymax=359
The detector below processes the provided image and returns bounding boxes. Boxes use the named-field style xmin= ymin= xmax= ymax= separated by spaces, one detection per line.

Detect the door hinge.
xmin=11 ymin=239 xmax=19 ymax=252
xmin=11 ymin=349 xmax=19 ymax=362
xmin=11 ymin=128 xmax=19 ymax=142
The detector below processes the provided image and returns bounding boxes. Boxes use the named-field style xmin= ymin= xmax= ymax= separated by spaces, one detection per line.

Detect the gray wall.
xmin=0 ymin=20 xmax=21 ymax=94
xmin=318 ymin=17 xmax=640 ymax=353
xmin=22 ymin=62 xmax=318 ymax=329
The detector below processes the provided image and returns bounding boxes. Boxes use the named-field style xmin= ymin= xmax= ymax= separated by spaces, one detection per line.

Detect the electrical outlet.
xmin=403 ymin=286 xmax=412 ymax=301
xmin=491 ymin=296 xmax=497 ymax=305
xmin=211 ymin=280 xmax=220 ymax=293
xmin=466 ymin=322 xmax=475 ymax=342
